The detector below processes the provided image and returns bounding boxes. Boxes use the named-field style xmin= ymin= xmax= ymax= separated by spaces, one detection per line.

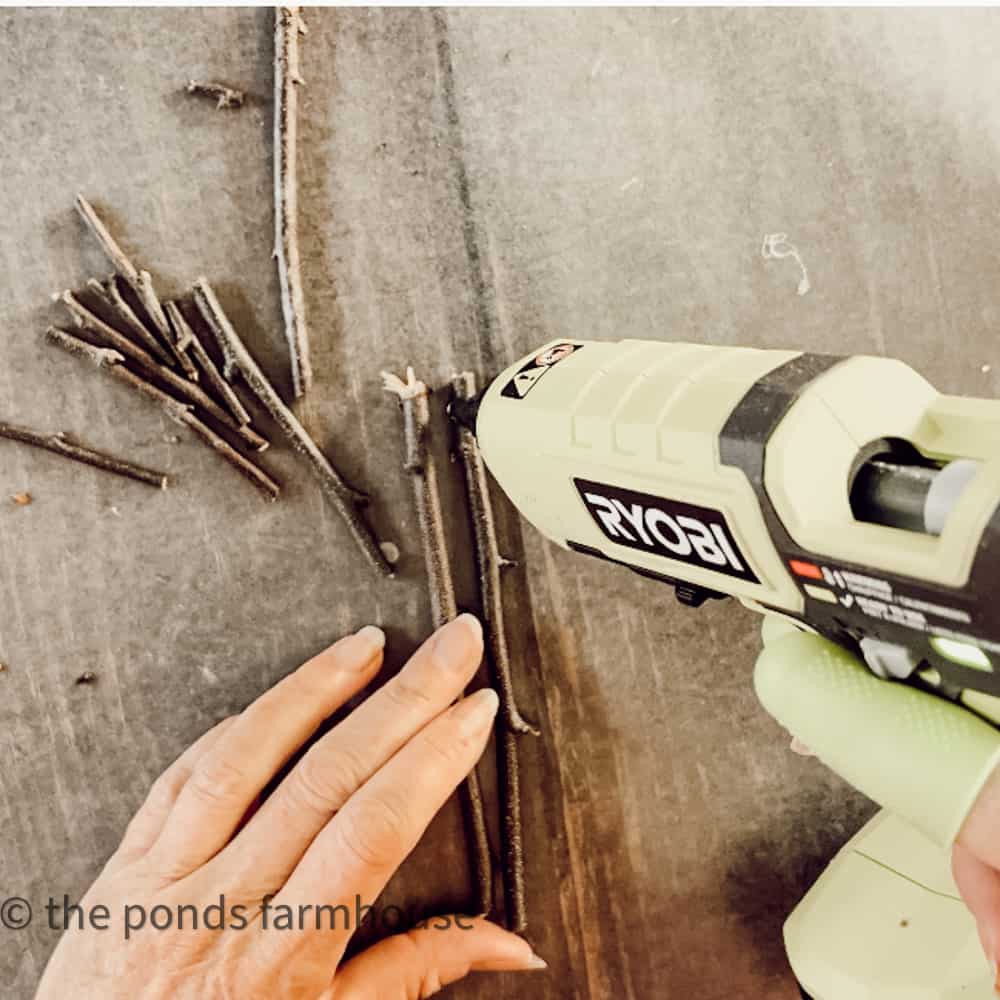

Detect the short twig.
xmin=47 ymin=328 xmax=280 ymax=501
xmin=192 ymin=278 xmax=390 ymax=573
xmin=160 ymin=293 xmax=201 ymax=383
xmin=185 ymin=79 xmax=246 ymax=109
xmin=87 ymin=276 xmax=173 ymax=365
xmin=58 ymin=291 xmax=267 ymax=452
xmin=452 ymin=371 xmax=537 ymax=933
xmin=274 ymin=6 xmax=312 ymax=398
xmin=382 ymin=367 xmax=493 ymax=918
xmin=0 ymin=421 xmax=168 ymax=489
xmin=164 ymin=301 xmax=252 ymax=427
xmin=139 ymin=270 xmax=197 ymax=378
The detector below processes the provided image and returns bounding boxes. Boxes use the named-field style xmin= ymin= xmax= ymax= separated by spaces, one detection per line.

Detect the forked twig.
xmin=193 ymin=278 xmax=391 ymax=574
xmin=452 ymin=371 xmax=536 ymax=932
xmin=47 ymin=328 xmax=279 ymax=501
xmin=164 ymin=301 xmax=253 ymax=428
xmin=185 ymin=80 xmax=246 ymax=109
xmin=0 ymin=421 xmax=168 ymax=489
xmin=382 ymin=367 xmax=493 ymax=918
xmin=58 ymin=291 xmax=267 ymax=453
xmin=274 ymin=6 xmax=312 ymax=398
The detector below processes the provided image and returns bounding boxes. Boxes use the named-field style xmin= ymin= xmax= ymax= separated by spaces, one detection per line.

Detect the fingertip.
xmin=430 ymin=613 xmax=483 ymax=669
xmin=455 ymin=613 xmax=483 ymax=642
xmin=354 ymin=624 xmax=386 ymax=651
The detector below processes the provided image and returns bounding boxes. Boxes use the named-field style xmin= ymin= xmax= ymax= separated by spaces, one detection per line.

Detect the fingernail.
xmin=353 ymin=625 xmax=386 ymax=658
xmin=453 ymin=688 xmax=498 ymax=735
xmin=432 ymin=614 xmax=482 ymax=669
xmin=524 ymin=953 xmax=547 ymax=970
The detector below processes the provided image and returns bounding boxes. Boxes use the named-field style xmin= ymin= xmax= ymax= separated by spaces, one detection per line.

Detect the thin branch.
xmin=46 ymin=328 xmax=279 ymax=501
xmin=87 ymin=276 xmax=173 ymax=365
xmin=452 ymin=372 xmax=537 ymax=933
xmin=139 ymin=270 xmax=197 ymax=378
xmin=73 ymin=194 xmax=194 ymax=377
xmin=164 ymin=301 xmax=252 ymax=427
xmin=451 ymin=373 xmax=538 ymax=737
xmin=193 ymin=278 xmax=391 ymax=574
xmin=185 ymin=79 xmax=245 ymax=109
xmin=58 ymin=291 xmax=268 ymax=453
xmin=161 ymin=295 xmax=201 ymax=382
xmin=75 ymin=194 xmax=140 ymax=285
xmin=382 ymin=367 xmax=493 ymax=918
xmin=274 ymin=5 xmax=312 ymax=398
xmin=0 ymin=420 xmax=168 ymax=489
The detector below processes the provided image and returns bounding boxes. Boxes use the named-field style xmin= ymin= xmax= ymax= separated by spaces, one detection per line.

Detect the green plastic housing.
xmin=754 ymin=628 xmax=1000 ymax=847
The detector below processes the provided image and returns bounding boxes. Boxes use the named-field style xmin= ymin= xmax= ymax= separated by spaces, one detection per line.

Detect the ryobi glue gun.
xmin=454 ymin=338 xmax=1000 ymax=999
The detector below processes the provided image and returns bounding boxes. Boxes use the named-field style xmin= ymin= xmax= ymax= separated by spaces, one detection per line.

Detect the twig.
xmin=74 ymin=194 xmax=140 ymax=285
xmin=87 ymin=276 xmax=173 ymax=365
xmin=274 ymin=6 xmax=312 ymax=398
xmin=160 ymin=291 xmax=200 ymax=383
xmin=185 ymin=79 xmax=245 ymax=109
xmin=58 ymin=291 xmax=268 ymax=452
xmin=0 ymin=421 xmax=168 ymax=489
xmin=46 ymin=328 xmax=280 ymax=501
xmin=382 ymin=367 xmax=493 ymax=918
xmin=192 ymin=278 xmax=391 ymax=573
xmin=73 ymin=195 xmax=196 ymax=377
xmin=164 ymin=301 xmax=252 ymax=427
xmin=139 ymin=270 xmax=197 ymax=377
xmin=452 ymin=371 xmax=537 ymax=933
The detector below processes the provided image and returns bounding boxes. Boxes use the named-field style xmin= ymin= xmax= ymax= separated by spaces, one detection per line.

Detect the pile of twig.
xmin=48 ymin=195 xmax=392 ymax=575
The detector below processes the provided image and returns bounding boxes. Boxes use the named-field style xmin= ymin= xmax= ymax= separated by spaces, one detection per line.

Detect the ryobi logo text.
xmin=573 ymin=479 xmax=759 ymax=583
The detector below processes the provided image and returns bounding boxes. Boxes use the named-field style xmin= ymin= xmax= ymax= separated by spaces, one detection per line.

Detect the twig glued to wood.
xmin=0 ymin=420 xmax=168 ymax=489
xmin=193 ymin=278 xmax=391 ymax=573
xmin=274 ymin=6 xmax=312 ymax=399
xmin=451 ymin=371 xmax=537 ymax=933
xmin=87 ymin=276 xmax=173 ymax=365
xmin=382 ymin=367 xmax=494 ymax=918
xmin=47 ymin=327 xmax=279 ymax=501
xmin=57 ymin=290 xmax=267 ymax=452
xmin=185 ymin=79 xmax=246 ymax=109
xmin=164 ymin=301 xmax=252 ymax=427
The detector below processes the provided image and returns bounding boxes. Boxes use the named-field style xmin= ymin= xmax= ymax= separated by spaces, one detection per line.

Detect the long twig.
xmin=274 ymin=6 xmax=312 ymax=398
xmin=0 ymin=421 xmax=169 ymax=489
xmin=382 ymin=367 xmax=493 ymax=918
xmin=58 ymin=291 xmax=267 ymax=452
xmin=185 ymin=79 xmax=246 ymax=109
xmin=87 ymin=277 xmax=173 ymax=365
xmin=452 ymin=371 xmax=537 ymax=932
xmin=164 ymin=301 xmax=253 ymax=427
xmin=74 ymin=194 xmax=140 ymax=285
xmin=193 ymin=278 xmax=391 ymax=574
xmin=46 ymin=328 xmax=279 ymax=501
xmin=74 ymin=195 xmax=198 ymax=379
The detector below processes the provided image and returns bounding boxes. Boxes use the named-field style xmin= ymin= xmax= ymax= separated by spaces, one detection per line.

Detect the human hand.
xmin=35 ymin=613 xmax=545 ymax=999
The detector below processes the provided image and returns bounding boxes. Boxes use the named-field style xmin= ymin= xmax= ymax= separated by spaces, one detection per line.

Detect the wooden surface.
xmin=2 ymin=8 xmax=999 ymax=998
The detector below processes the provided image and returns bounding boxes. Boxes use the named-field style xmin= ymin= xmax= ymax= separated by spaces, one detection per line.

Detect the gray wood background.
xmin=2 ymin=8 xmax=998 ymax=998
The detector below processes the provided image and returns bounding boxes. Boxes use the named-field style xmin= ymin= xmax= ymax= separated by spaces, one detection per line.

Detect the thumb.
xmin=327 ymin=916 xmax=546 ymax=999
xmin=951 ymin=842 xmax=1000 ymax=978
